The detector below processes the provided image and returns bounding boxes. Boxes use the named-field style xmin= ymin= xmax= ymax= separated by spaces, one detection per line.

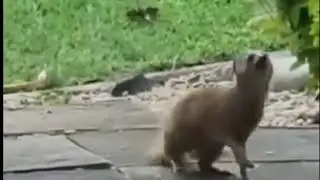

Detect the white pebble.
xmin=296 ymin=118 xmax=305 ymax=125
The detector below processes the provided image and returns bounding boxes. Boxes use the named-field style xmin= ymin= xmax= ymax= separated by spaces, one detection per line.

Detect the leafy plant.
xmin=308 ymin=0 xmax=319 ymax=47
xmin=248 ymin=0 xmax=319 ymax=91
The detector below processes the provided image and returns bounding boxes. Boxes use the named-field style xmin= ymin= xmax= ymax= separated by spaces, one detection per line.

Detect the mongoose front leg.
xmin=225 ymin=139 xmax=254 ymax=168
xmin=163 ymin=133 xmax=188 ymax=173
xmin=224 ymin=139 xmax=254 ymax=180
xmin=169 ymin=155 xmax=186 ymax=173
xmin=197 ymin=144 xmax=233 ymax=176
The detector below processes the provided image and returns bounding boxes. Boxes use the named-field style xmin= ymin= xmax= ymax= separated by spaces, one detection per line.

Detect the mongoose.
xmin=111 ymin=73 xmax=157 ymax=97
xmin=146 ymin=53 xmax=274 ymax=180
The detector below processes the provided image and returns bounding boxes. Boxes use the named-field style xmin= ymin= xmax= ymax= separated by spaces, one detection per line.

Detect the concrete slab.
xmin=122 ymin=162 xmax=319 ymax=180
xmin=221 ymin=128 xmax=319 ymax=162
xmin=3 ymin=135 xmax=111 ymax=173
xmin=5 ymin=162 xmax=317 ymax=180
xmin=4 ymin=99 xmax=158 ymax=135
xmin=68 ymin=130 xmax=158 ymax=166
xmin=68 ymin=129 xmax=319 ymax=167
xmin=248 ymin=162 xmax=319 ymax=180
xmin=121 ymin=166 xmax=239 ymax=180
xmin=3 ymin=169 xmax=128 ymax=180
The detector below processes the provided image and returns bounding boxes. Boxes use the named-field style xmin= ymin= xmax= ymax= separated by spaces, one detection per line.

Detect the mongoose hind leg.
xmin=197 ymin=143 xmax=233 ymax=176
xmin=165 ymin=149 xmax=188 ymax=173
xmin=163 ymin=133 xmax=189 ymax=173
xmin=168 ymin=155 xmax=186 ymax=173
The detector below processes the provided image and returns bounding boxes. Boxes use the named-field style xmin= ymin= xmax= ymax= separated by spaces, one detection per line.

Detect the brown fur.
xmin=146 ymin=53 xmax=274 ymax=179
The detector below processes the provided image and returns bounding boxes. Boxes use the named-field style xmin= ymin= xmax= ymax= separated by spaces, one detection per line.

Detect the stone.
xmin=268 ymin=55 xmax=309 ymax=92
xmin=296 ymin=118 xmax=305 ymax=125
xmin=187 ymin=74 xmax=201 ymax=84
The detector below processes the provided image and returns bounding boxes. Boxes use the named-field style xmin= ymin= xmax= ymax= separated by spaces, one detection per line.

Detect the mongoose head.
xmin=233 ymin=53 xmax=274 ymax=95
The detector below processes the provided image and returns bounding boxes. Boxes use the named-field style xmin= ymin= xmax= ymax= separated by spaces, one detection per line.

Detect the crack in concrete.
xmin=4 ymin=124 xmax=317 ymax=138
xmin=3 ymin=162 xmax=113 ymax=174
xmin=3 ymin=128 xmax=99 ymax=138
xmin=65 ymin=135 xmax=129 ymax=178
xmin=3 ymin=125 xmax=160 ymax=138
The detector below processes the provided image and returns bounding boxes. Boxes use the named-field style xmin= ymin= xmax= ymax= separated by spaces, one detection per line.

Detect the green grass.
xmin=4 ymin=0 xmax=283 ymax=87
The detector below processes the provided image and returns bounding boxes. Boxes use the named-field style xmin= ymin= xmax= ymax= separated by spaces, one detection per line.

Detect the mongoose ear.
xmin=246 ymin=54 xmax=255 ymax=64
xmin=255 ymin=54 xmax=269 ymax=69
xmin=233 ymin=59 xmax=247 ymax=75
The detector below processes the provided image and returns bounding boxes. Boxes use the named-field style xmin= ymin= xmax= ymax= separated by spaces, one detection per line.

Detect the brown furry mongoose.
xmin=146 ymin=53 xmax=274 ymax=180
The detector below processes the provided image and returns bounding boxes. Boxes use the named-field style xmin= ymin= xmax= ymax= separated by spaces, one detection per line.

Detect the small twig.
xmin=170 ymin=55 xmax=178 ymax=72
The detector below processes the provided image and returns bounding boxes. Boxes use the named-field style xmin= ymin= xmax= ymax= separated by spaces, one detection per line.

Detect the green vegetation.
xmin=248 ymin=0 xmax=319 ymax=91
xmin=4 ymin=0 xmax=283 ymax=88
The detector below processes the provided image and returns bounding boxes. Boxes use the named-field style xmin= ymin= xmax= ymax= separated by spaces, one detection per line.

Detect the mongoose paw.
xmin=219 ymin=170 xmax=234 ymax=176
xmin=244 ymin=160 xmax=254 ymax=169
xmin=241 ymin=177 xmax=250 ymax=180
xmin=171 ymin=165 xmax=184 ymax=174
xmin=212 ymin=169 xmax=234 ymax=177
xmin=170 ymin=160 xmax=185 ymax=173
xmin=200 ymin=166 xmax=234 ymax=176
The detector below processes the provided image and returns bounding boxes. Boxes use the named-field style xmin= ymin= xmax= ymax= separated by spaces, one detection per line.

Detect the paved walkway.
xmin=3 ymin=99 xmax=319 ymax=180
